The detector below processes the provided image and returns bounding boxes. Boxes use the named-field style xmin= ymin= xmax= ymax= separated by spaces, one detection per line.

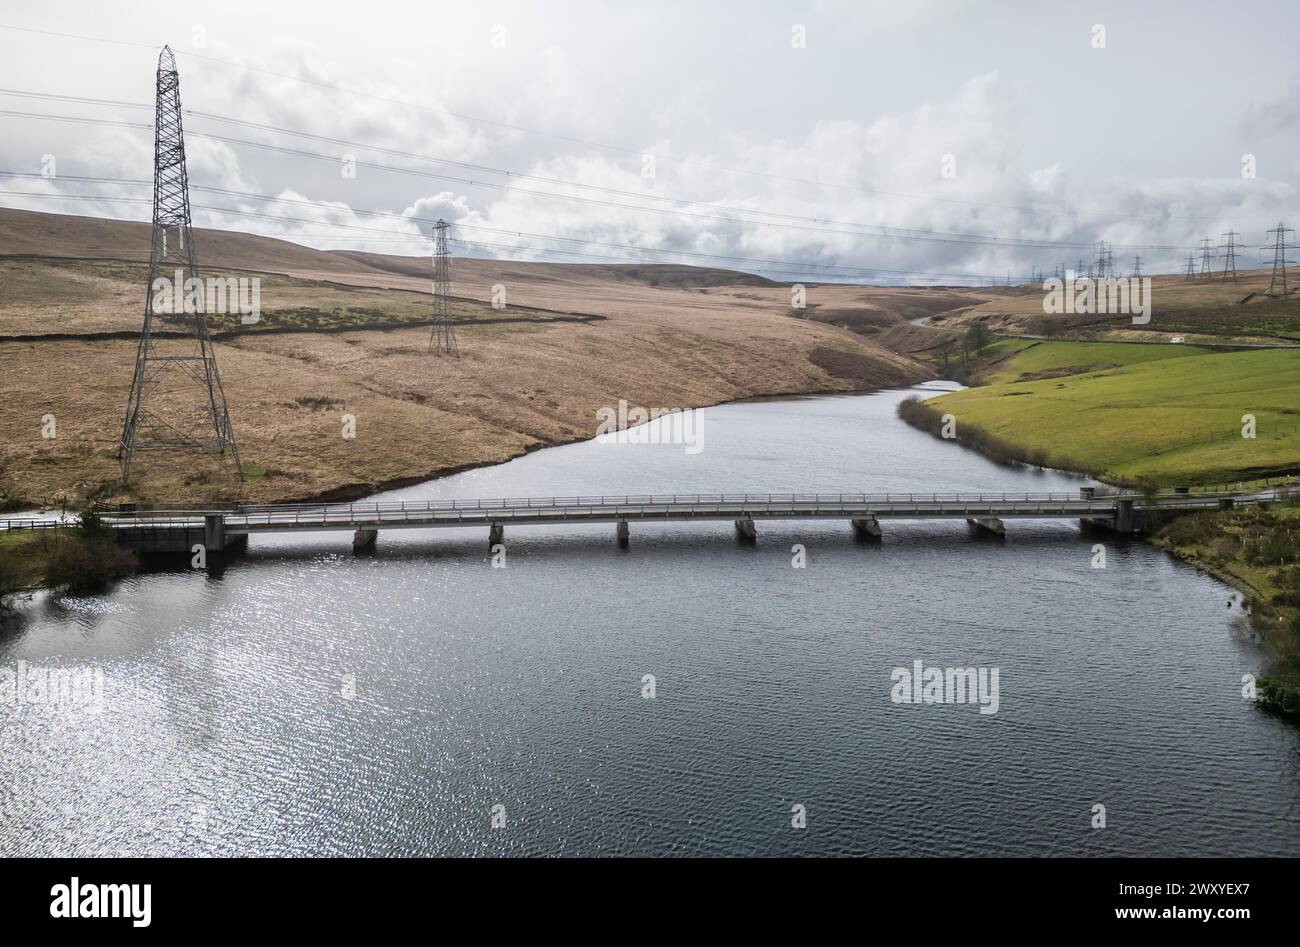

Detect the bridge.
xmin=1 ymin=488 xmax=1282 ymax=555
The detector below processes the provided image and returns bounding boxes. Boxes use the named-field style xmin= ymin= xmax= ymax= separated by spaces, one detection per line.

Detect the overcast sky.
xmin=1 ymin=0 xmax=1297 ymax=283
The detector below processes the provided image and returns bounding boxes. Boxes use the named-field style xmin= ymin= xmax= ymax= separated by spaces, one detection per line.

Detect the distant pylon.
xmin=1184 ymin=254 xmax=1196 ymax=281
xmin=119 ymin=46 xmax=241 ymax=484
xmin=428 ymin=219 xmax=459 ymax=356
xmin=1219 ymin=229 xmax=1241 ymax=282
xmin=1198 ymin=237 xmax=1215 ymax=279
xmin=1131 ymin=255 xmax=1142 ymax=278
xmin=1262 ymin=222 xmax=1297 ymax=297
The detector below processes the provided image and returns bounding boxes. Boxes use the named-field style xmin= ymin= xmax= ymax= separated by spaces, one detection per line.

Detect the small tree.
xmin=966 ymin=322 xmax=992 ymax=354
xmin=75 ymin=503 xmax=113 ymax=540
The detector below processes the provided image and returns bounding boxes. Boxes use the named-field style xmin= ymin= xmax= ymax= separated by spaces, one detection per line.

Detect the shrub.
xmin=43 ymin=535 xmax=137 ymax=595
xmin=1207 ymin=535 xmax=1240 ymax=563
xmin=74 ymin=503 xmax=114 ymax=541
xmin=1257 ymin=675 xmax=1300 ymax=720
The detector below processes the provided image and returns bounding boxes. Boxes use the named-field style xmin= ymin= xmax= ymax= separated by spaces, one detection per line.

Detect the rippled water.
xmin=2 ymin=385 xmax=1298 ymax=856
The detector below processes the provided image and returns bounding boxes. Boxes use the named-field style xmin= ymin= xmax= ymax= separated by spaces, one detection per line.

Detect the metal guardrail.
xmin=0 ymin=518 xmax=61 ymax=531
xmin=143 ymin=491 xmax=1102 ymax=515
xmin=0 ymin=488 xmax=1284 ymax=533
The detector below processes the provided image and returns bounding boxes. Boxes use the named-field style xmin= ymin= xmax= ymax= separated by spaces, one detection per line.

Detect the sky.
xmin=1 ymin=0 xmax=1298 ymax=284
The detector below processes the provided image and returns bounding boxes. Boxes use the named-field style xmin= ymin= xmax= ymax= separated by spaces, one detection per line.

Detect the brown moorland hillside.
xmin=0 ymin=207 xmax=941 ymax=507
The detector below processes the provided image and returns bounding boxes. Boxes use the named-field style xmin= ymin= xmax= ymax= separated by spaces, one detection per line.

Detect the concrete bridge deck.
xmin=1 ymin=489 xmax=1284 ymax=553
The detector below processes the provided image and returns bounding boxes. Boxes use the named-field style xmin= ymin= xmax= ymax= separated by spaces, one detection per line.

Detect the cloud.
xmin=2 ymin=21 xmax=1296 ymax=283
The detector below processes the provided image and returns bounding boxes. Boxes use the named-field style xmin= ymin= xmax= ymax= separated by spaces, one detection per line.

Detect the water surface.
xmin=2 ymin=385 xmax=1297 ymax=856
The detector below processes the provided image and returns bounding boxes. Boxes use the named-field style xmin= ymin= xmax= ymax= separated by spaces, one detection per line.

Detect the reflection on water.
xmin=2 ymin=386 xmax=1298 ymax=856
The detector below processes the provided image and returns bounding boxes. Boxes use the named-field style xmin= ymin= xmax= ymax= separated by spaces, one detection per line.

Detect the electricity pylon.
xmin=1262 ymin=222 xmax=1297 ymax=297
xmin=1219 ymin=229 xmax=1241 ymax=282
xmin=1198 ymin=237 xmax=1215 ymax=279
xmin=428 ymin=219 xmax=459 ymax=356
xmin=119 ymin=46 xmax=241 ymax=484
xmin=1184 ymin=254 xmax=1196 ymax=281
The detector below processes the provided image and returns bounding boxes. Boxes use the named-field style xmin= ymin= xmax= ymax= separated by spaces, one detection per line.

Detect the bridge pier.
xmin=734 ymin=517 xmax=756 ymax=544
xmin=967 ymin=516 xmax=1006 ymax=537
xmin=851 ymin=516 xmax=882 ymax=541
xmin=204 ymin=514 xmax=225 ymax=552
xmin=1114 ymin=498 xmax=1135 ymax=533
xmin=489 ymin=523 xmax=504 ymax=548
xmin=1084 ymin=498 xmax=1138 ymax=535
xmin=352 ymin=527 xmax=378 ymax=553
xmin=616 ymin=519 xmax=629 ymax=548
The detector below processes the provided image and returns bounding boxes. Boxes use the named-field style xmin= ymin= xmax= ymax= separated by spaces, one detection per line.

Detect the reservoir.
xmin=2 ymin=384 xmax=1298 ymax=856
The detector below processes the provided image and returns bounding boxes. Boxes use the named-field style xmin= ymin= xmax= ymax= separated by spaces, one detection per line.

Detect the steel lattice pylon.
xmin=119 ymin=46 xmax=242 ymax=483
xmin=1263 ymin=222 xmax=1297 ymax=298
xmin=428 ymin=219 xmax=459 ymax=356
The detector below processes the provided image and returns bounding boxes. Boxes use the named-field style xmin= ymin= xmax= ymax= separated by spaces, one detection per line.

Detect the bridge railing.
xmin=90 ymin=492 xmax=1122 ymax=530
xmin=226 ymin=491 xmax=1100 ymax=516
xmin=0 ymin=518 xmax=61 ymax=531
xmin=6 ymin=488 xmax=1281 ymax=532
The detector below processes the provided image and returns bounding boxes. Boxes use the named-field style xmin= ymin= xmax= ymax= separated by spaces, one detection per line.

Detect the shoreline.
xmin=2 ymin=379 xmax=930 ymax=514
xmin=899 ymin=383 xmax=1300 ymax=697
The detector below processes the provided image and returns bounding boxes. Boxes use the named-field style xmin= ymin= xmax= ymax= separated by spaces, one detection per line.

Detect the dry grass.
xmin=941 ymin=271 xmax=1300 ymax=345
xmin=0 ymin=209 xmax=933 ymax=507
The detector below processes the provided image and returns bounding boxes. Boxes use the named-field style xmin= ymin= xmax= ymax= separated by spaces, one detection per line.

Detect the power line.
xmin=0 ymin=187 xmax=1039 ymax=282
xmin=0 ymin=31 xmax=1254 ymax=224
xmin=0 ymin=106 xmax=1193 ymax=253
xmin=0 ymin=171 xmax=1079 ymax=280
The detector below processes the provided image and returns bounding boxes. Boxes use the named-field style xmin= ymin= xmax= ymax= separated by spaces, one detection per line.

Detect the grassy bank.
xmin=900 ymin=336 xmax=1300 ymax=717
xmin=1152 ymin=504 xmax=1300 ymax=718
xmin=923 ymin=343 xmax=1300 ymax=486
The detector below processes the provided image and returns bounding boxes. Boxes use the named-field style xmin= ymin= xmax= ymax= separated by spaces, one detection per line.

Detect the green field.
xmin=930 ymin=342 xmax=1300 ymax=485
xmin=976 ymin=338 xmax=1208 ymax=384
